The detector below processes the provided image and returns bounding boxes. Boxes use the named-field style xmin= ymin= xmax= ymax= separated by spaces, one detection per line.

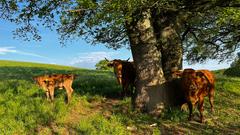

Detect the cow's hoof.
xmin=66 ymin=100 xmax=70 ymax=104
xmin=198 ymin=118 xmax=205 ymax=123
xmin=188 ymin=117 xmax=193 ymax=121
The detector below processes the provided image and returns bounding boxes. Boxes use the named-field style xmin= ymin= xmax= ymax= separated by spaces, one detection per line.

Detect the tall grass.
xmin=0 ymin=60 xmax=122 ymax=134
xmin=0 ymin=79 xmax=78 ymax=134
xmin=76 ymin=114 xmax=129 ymax=135
xmin=0 ymin=60 xmax=239 ymax=134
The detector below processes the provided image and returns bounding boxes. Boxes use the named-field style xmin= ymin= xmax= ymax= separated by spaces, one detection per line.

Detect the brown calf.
xmin=106 ymin=58 xmax=136 ymax=98
xmin=179 ymin=68 xmax=215 ymax=123
xmin=34 ymin=74 xmax=75 ymax=103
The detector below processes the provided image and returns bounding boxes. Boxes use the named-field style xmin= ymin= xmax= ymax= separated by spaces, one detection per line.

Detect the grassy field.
xmin=0 ymin=60 xmax=239 ymax=135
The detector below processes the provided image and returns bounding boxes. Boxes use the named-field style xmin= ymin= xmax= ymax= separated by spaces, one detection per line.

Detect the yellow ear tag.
xmin=45 ymin=79 xmax=49 ymax=81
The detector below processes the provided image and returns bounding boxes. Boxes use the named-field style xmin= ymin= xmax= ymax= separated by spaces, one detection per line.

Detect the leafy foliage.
xmin=230 ymin=52 xmax=240 ymax=67
xmin=0 ymin=0 xmax=239 ymax=62
xmin=95 ymin=59 xmax=112 ymax=70
xmin=224 ymin=66 xmax=240 ymax=77
xmin=223 ymin=52 xmax=240 ymax=77
xmin=183 ymin=5 xmax=240 ymax=63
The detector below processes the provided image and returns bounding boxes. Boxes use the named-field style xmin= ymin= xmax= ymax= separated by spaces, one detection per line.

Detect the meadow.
xmin=0 ymin=60 xmax=239 ymax=134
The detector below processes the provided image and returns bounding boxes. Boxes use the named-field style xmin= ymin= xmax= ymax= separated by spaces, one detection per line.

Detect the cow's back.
xmin=34 ymin=75 xmax=48 ymax=86
xmin=197 ymin=70 xmax=214 ymax=85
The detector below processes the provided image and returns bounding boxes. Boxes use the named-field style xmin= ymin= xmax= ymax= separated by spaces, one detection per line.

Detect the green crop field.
xmin=0 ymin=60 xmax=239 ymax=134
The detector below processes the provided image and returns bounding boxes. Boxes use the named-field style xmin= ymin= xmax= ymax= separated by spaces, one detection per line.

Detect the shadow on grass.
xmin=169 ymin=120 xmax=240 ymax=135
xmin=110 ymin=100 xmax=240 ymax=134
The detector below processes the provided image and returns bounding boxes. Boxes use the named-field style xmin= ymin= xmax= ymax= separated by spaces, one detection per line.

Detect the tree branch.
xmin=67 ymin=8 xmax=91 ymax=13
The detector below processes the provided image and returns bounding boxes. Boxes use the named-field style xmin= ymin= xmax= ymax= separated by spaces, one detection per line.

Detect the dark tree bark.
xmin=125 ymin=10 xmax=181 ymax=114
xmin=152 ymin=10 xmax=183 ymax=81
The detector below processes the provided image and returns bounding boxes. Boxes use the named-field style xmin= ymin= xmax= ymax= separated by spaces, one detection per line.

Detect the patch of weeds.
xmin=76 ymin=114 xmax=129 ymax=135
xmin=162 ymin=107 xmax=187 ymax=122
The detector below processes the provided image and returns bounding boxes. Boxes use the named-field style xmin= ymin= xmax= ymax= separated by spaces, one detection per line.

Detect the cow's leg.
xmin=198 ymin=96 xmax=204 ymax=123
xmin=45 ymin=90 xmax=50 ymax=100
xmin=130 ymin=84 xmax=136 ymax=110
xmin=187 ymin=101 xmax=193 ymax=121
xmin=121 ymin=81 xmax=128 ymax=98
xmin=209 ymin=88 xmax=214 ymax=113
xmin=121 ymin=86 xmax=125 ymax=98
xmin=49 ymin=87 xmax=55 ymax=102
xmin=65 ymin=86 xmax=74 ymax=103
xmin=42 ymin=86 xmax=50 ymax=100
xmin=124 ymin=82 xmax=130 ymax=97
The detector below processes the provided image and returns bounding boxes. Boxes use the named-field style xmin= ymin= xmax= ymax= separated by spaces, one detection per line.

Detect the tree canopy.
xmin=1 ymin=0 xmax=239 ymax=62
xmin=95 ymin=59 xmax=112 ymax=70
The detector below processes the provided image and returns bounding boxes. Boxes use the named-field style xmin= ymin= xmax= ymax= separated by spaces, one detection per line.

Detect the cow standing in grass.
xmin=174 ymin=68 xmax=215 ymax=123
xmin=34 ymin=74 xmax=75 ymax=103
xmin=106 ymin=58 xmax=136 ymax=108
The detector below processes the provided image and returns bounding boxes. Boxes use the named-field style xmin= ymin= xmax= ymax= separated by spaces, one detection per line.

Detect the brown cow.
xmin=179 ymin=68 xmax=215 ymax=123
xmin=34 ymin=74 xmax=75 ymax=103
xmin=106 ymin=58 xmax=136 ymax=98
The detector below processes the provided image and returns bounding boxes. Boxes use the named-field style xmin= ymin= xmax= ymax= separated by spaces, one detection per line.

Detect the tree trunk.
xmin=126 ymin=10 xmax=178 ymax=115
xmin=160 ymin=26 xmax=183 ymax=81
xmin=152 ymin=10 xmax=183 ymax=81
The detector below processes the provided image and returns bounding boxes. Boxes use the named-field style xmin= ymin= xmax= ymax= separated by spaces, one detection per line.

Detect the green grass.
xmin=0 ymin=60 xmax=239 ymax=134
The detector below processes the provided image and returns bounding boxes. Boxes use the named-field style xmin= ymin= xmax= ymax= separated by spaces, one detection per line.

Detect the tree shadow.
xmin=161 ymin=120 xmax=240 ymax=135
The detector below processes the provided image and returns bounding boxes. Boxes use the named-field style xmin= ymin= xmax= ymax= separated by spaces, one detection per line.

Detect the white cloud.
xmin=0 ymin=46 xmax=48 ymax=58
xmin=69 ymin=51 xmax=118 ymax=67
xmin=15 ymin=50 xmax=48 ymax=58
xmin=0 ymin=47 xmax=16 ymax=54
xmin=183 ymin=60 xmax=230 ymax=70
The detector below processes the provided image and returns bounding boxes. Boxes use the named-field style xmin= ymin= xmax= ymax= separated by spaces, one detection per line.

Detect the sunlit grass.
xmin=0 ymin=60 xmax=239 ymax=134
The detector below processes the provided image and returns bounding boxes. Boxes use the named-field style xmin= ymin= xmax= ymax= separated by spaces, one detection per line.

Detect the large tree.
xmin=1 ymin=0 xmax=239 ymax=113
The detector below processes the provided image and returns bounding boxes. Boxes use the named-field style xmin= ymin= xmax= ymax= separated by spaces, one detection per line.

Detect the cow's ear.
xmin=172 ymin=70 xmax=183 ymax=77
xmin=105 ymin=57 xmax=109 ymax=62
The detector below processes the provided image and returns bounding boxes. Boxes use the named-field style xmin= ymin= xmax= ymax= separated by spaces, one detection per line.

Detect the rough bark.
xmin=126 ymin=10 xmax=179 ymax=114
xmin=152 ymin=10 xmax=183 ymax=81
xmin=160 ymin=26 xmax=183 ymax=81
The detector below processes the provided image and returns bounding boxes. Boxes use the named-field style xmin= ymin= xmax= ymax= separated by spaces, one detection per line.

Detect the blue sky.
xmin=0 ymin=19 xmax=231 ymax=70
